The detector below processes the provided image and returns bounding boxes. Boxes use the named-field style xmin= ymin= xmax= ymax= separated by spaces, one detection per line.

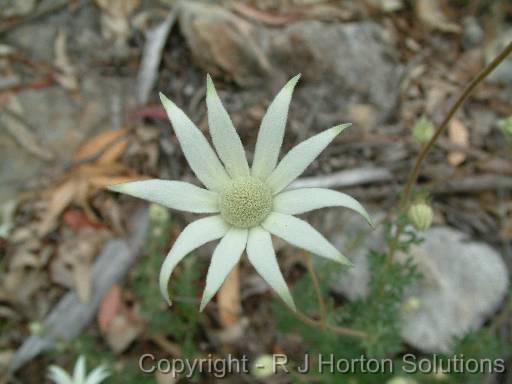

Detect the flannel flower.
xmin=47 ymin=356 xmax=110 ymax=384
xmin=109 ymin=75 xmax=372 ymax=311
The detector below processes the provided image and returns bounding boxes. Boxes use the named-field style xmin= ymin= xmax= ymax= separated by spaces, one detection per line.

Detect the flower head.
xmin=407 ymin=201 xmax=433 ymax=231
xmin=48 ymin=356 xmax=110 ymax=384
xmin=109 ymin=74 xmax=372 ymax=311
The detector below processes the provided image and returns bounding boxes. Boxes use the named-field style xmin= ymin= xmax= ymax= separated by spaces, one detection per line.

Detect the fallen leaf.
xmin=63 ymin=209 xmax=104 ymax=231
xmin=38 ymin=180 xmax=79 ymax=236
xmin=1 ymin=95 xmax=54 ymax=161
xmin=54 ymin=30 xmax=78 ymax=91
xmin=416 ymin=0 xmax=461 ymax=33
xmin=216 ymin=265 xmax=241 ymax=327
xmin=51 ymin=228 xmax=110 ymax=302
xmin=95 ymin=0 xmax=140 ymax=48
xmin=74 ymin=128 xmax=129 ymax=163
xmin=97 ymin=284 xmax=122 ymax=333
xmin=104 ymin=307 xmax=144 ymax=354
xmin=448 ymin=118 xmax=469 ymax=166
xmin=155 ymin=370 xmax=178 ymax=384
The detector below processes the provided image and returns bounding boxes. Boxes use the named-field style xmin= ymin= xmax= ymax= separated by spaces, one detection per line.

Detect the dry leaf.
xmin=38 ymin=180 xmax=79 ymax=236
xmin=416 ymin=0 xmax=461 ymax=33
xmin=104 ymin=307 xmax=144 ymax=354
xmin=74 ymin=128 xmax=129 ymax=163
xmin=448 ymin=118 xmax=469 ymax=166
xmin=1 ymin=95 xmax=54 ymax=161
xmin=95 ymin=0 xmax=140 ymax=48
xmin=155 ymin=370 xmax=178 ymax=384
xmin=51 ymin=228 xmax=110 ymax=302
xmin=98 ymin=284 xmax=122 ymax=333
xmin=216 ymin=265 xmax=241 ymax=327
xmin=54 ymin=30 xmax=78 ymax=91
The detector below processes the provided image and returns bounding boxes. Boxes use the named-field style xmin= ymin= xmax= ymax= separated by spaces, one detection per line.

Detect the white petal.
xmin=108 ymin=179 xmax=219 ymax=213
xmin=246 ymin=227 xmax=296 ymax=310
xmin=73 ymin=356 xmax=86 ymax=383
xmin=159 ymin=216 xmax=229 ymax=305
xmin=273 ymin=188 xmax=373 ymax=227
xmin=206 ymin=75 xmax=249 ymax=178
xmin=262 ymin=212 xmax=350 ymax=264
xmin=47 ymin=366 xmax=73 ymax=384
xmin=266 ymin=124 xmax=351 ymax=193
xmin=251 ymin=75 xmax=301 ymax=180
xmin=159 ymin=93 xmax=230 ymax=191
xmin=84 ymin=366 xmax=110 ymax=384
xmin=200 ymin=228 xmax=248 ymax=311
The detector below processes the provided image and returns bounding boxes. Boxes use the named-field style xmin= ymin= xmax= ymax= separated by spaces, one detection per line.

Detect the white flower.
xmin=109 ymin=75 xmax=372 ymax=311
xmin=48 ymin=356 xmax=110 ymax=384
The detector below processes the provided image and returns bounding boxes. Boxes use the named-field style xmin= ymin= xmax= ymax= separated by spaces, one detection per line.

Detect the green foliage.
xmin=273 ymin=221 xmax=510 ymax=384
xmin=132 ymin=208 xmax=200 ymax=355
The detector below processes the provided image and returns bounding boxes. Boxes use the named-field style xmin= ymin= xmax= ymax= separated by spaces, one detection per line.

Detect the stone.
xmin=329 ymin=214 xmax=509 ymax=353
xmin=398 ymin=227 xmax=508 ymax=353
xmin=177 ymin=1 xmax=403 ymax=125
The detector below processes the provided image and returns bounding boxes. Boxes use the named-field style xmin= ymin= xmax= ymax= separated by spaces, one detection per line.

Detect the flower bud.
xmin=408 ymin=202 xmax=433 ymax=231
xmin=403 ymin=296 xmax=421 ymax=313
xmin=498 ymin=116 xmax=512 ymax=136
xmin=251 ymin=354 xmax=275 ymax=379
xmin=412 ymin=116 xmax=435 ymax=144
xmin=387 ymin=377 xmax=418 ymax=384
xmin=149 ymin=203 xmax=170 ymax=224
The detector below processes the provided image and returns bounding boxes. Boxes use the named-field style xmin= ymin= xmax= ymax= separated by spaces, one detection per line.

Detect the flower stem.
xmin=305 ymin=254 xmax=328 ymax=327
xmin=292 ymin=308 xmax=368 ymax=339
xmin=401 ymin=40 xmax=512 ymax=209
xmin=388 ymin=41 xmax=512 ymax=262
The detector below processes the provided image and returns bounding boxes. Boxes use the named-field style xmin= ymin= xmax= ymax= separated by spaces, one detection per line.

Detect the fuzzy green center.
xmin=219 ymin=177 xmax=272 ymax=229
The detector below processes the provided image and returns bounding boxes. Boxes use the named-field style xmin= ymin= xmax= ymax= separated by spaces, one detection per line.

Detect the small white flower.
xmin=109 ymin=75 xmax=372 ymax=311
xmin=48 ymin=356 xmax=110 ymax=384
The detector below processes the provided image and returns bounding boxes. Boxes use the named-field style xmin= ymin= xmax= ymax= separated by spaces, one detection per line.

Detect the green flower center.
xmin=219 ymin=177 xmax=272 ymax=229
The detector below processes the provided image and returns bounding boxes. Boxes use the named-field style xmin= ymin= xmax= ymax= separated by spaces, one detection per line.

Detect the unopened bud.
xmin=251 ymin=354 xmax=275 ymax=379
xmin=403 ymin=296 xmax=421 ymax=313
xmin=408 ymin=202 xmax=433 ymax=231
xmin=387 ymin=377 xmax=418 ymax=384
xmin=412 ymin=116 xmax=435 ymax=144
xmin=498 ymin=116 xmax=512 ymax=136
xmin=149 ymin=203 xmax=170 ymax=224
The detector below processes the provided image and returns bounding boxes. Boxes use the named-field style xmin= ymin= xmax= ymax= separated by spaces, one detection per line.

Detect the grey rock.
xmin=462 ymin=17 xmax=484 ymax=49
xmin=177 ymin=2 xmax=403 ymax=125
xmin=330 ymin=217 xmax=509 ymax=353
xmin=399 ymin=227 xmax=508 ymax=353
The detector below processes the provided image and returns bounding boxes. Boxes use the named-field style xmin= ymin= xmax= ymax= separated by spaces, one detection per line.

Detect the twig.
xmin=292 ymin=309 xmax=368 ymax=339
xmin=0 ymin=0 xmax=74 ymax=36
xmin=290 ymin=167 xmax=392 ymax=189
xmin=304 ymin=254 xmax=327 ymax=328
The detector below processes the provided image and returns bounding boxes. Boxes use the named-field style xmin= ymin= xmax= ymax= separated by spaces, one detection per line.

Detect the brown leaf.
xmin=37 ymin=180 xmax=78 ymax=236
xmin=216 ymin=265 xmax=241 ymax=327
xmin=74 ymin=128 xmax=129 ymax=163
xmin=448 ymin=118 xmax=469 ymax=166
xmin=416 ymin=0 xmax=461 ymax=33
xmin=104 ymin=307 xmax=144 ymax=354
xmin=97 ymin=284 xmax=122 ymax=333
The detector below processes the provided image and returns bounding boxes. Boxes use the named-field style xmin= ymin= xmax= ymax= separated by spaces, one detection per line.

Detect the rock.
xmin=177 ymin=1 xmax=402 ymax=125
xmin=178 ymin=1 xmax=272 ymax=86
xmin=399 ymin=227 xmax=508 ymax=353
xmin=462 ymin=17 xmax=484 ymax=49
xmin=329 ymin=215 xmax=509 ymax=353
